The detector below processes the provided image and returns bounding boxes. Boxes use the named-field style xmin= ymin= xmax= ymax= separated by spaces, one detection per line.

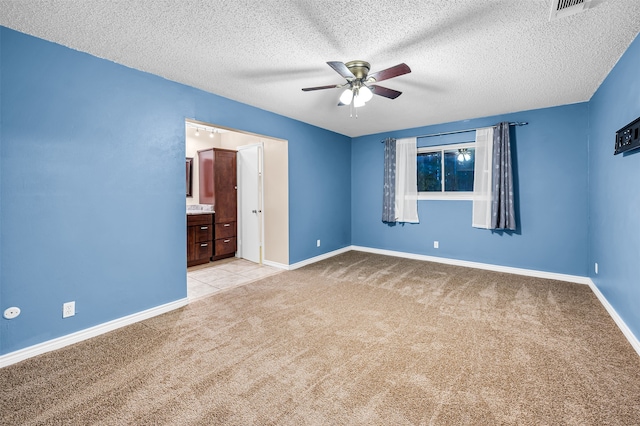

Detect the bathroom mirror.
xmin=186 ymin=157 xmax=193 ymax=197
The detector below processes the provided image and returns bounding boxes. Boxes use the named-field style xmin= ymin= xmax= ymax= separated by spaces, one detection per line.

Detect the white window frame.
xmin=417 ymin=141 xmax=476 ymax=200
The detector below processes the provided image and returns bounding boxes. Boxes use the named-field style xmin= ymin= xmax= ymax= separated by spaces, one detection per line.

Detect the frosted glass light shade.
xmin=339 ymin=89 xmax=353 ymax=105
xmin=359 ymin=86 xmax=373 ymax=102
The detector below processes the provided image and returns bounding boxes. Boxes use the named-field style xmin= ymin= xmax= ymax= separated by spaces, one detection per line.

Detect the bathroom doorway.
xmin=185 ymin=119 xmax=289 ymax=268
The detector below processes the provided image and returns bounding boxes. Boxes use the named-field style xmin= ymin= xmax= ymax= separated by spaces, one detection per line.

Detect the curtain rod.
xmin=381 ymin=121 xmax=528 ymax=142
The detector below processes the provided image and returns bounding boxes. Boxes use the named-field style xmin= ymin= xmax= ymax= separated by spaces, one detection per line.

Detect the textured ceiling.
xmin=1 ymin=0 xmax=639 ymax=137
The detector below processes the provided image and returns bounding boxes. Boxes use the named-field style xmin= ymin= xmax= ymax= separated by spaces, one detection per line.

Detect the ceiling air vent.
xmin=549 ymin=0 xmax=593 ymax=21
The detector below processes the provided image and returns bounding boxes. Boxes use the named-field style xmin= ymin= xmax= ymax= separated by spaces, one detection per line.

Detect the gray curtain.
xmin=491 ymin=122 xmax=516 ymax=230
xmin=382 ymin=138 xmax=396 ymax=223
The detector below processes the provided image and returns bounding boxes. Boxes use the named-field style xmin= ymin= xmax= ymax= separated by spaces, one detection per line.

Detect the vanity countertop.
xmin=187 ymin=204 xmax=214 ymax=215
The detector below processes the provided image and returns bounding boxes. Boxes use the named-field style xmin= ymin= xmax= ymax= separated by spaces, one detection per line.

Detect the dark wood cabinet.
xmin=198 ymin=149 xmax=215 ymax=205
xmin=213 ymin=221 xmax=236 ymax=259
xmin=198 ymin=148 xmax=237 ymax=261
xmin=187 ymin=213 xmax=214 ymax=267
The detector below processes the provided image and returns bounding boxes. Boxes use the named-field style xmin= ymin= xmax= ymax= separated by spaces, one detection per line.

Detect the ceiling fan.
xmin=302 ymin=60 xmax=411 ymax=108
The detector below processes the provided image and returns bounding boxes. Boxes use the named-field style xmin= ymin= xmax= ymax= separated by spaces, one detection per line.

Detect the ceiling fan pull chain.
xmin=350 ymin=92 xmax=354 ymax=118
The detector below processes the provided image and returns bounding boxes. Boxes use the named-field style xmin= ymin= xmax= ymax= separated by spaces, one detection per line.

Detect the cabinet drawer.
xmin=194 ymin=225 xmax=213 ymax=242
xmin=187 ymin=213 xmax=213 ymax=227
xmin=215 ymin=222 xmax=236 ymax=239
xmin=195 ymin=241 xmax=213 ymax=260
xmin=215 ymin=237 xmax=236 ymax=256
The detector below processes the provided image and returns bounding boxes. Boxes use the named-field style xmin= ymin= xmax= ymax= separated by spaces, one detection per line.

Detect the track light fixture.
xmin=187 ymin=122 xmax=223 ymax=137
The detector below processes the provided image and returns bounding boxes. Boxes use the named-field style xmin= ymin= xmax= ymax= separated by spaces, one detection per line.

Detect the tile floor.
xmin=187 ymin=257 xmax=282 ymax=301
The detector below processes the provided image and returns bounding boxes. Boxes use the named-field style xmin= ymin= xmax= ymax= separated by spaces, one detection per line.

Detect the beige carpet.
xmin=2 ymin=251 xmax=639 ymax=425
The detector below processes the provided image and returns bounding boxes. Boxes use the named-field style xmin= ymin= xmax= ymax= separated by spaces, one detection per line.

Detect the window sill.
xmin=418 ymin=192 xmax=474 ymax=201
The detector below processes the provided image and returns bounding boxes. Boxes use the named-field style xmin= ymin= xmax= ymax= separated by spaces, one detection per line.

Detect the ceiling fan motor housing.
xmin=345 ymin=60 xmax=370 ymax=80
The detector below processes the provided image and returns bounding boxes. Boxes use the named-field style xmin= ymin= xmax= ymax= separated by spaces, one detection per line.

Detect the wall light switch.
xmin=317 ymin=239 xmax=321 ymax=247
xmin=595 ymin=263 xmax=598 ymax=274
xmin=434 ymin=241 xmax=439 ymax=249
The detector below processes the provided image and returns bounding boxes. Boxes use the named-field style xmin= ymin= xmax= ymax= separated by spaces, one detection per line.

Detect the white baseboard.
xmin=351 ymin=245 xmax=591 ymax=284
xmin=262 ymin=259 xmax=290 ymax=270
xmin=0 ymin=298 xmax=189 ymax=369
xmin=587 ymin=280 xmax=640 ymax=357
xmin=282 ymin=245 xmax=589 ymax=284
xmin=288 ymin=246 xmax=353 ymax=270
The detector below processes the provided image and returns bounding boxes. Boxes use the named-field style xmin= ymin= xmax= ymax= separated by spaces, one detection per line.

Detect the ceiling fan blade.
xmin=301 ymin=84 xmax=341 ymax=91
xmin=371 ymin=85 xmax=402 ymax=99
xmin=367 ymin=63 xmax=411 ymax=83
xmin=327 ymin=61 xmax=356 ymax=79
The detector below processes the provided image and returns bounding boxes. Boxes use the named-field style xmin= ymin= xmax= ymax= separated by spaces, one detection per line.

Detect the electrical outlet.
xmin=434 ymin=241 xmax=439 ymax=249
xmin=317 ymin=239 xmax=321 ymax=247
xmin=63 ymin=301 xmax=75 ymax=318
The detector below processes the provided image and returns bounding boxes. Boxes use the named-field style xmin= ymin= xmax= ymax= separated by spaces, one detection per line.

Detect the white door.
xmin=237 ymin=143 xmax=263 ymax=264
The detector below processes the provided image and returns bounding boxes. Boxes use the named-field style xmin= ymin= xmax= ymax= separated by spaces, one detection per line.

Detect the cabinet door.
xmin=198 ymin=148 xmax=215 ymax=205
xmin=214 ymin=149 xmax=237 ymax=224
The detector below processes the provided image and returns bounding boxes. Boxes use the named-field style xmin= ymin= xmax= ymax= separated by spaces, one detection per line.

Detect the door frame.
xmin=185 ymin=118 xmax=289 ymax=268
xmin=236 ymin=143 xmax=265 ymax=263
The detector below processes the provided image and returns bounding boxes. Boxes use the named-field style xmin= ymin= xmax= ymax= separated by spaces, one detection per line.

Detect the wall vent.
xmin=549 ymin=0 xmax=593 ymax=21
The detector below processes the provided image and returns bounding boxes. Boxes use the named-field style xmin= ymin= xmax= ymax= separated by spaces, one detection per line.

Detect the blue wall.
xmin=588 ymin=34 xmax=640 ymax=339
xmin=2 ymin=24 xmax=639 ymax=357
xmin=351 ymin=104 xmax=590 ymax=276
xmin=0 ymin=27 xmax=3 ymax=316
xmin=0 ymin=27 xmax=351 ymax=355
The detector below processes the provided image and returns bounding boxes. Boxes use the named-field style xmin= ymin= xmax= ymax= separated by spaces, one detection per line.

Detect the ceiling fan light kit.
xmin=302 ymin=60 xmax=411 ymax=116
xmin=340 ymin=84 xmax=373 ymax=107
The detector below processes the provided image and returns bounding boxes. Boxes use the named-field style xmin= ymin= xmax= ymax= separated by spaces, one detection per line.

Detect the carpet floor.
xmin=1 ymin=251 xmax=639 ymax=425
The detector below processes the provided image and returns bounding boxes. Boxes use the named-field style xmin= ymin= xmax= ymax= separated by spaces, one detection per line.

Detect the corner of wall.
xmin=585 ymin=100 xmax=591 ymax=279
xmin=0 ymin=25 xmax=4 ymax=320
xmin=0 ymin=26 xmax=4 ymax=354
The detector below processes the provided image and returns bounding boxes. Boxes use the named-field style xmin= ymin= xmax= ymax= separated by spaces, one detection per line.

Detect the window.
xmin=417 ymin=142 xmax=475 ymax=200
